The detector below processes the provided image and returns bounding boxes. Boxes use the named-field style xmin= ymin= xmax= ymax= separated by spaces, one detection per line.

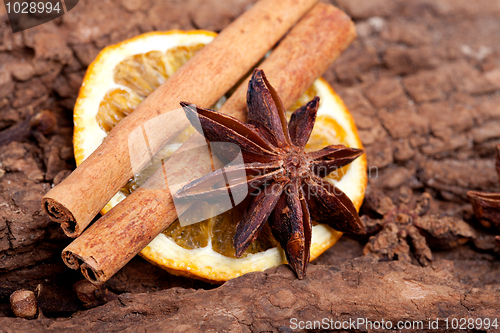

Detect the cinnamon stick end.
xmin=62 ymin=249 xmax=106 ymax=285
xmin=81 ymin=263 xmax=106 ymax=286
xmin=42 ymin=197 xmax=80 ymax=237
xmin=61 ymin=249 xmax=81 ymax=270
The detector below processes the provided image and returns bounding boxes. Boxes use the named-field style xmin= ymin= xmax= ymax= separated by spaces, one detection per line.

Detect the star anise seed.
xmin=175 ymin=68 xmax=365 ymax=279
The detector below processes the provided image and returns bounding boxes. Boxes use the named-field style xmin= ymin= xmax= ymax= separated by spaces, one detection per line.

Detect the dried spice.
xmin=43 ymin=0 xmax=320 ymax=238
xmin=175 ymin=69 xmax=365 ymax=278
xmin=467 ymin=144 xmax=500 ymax=251
xmin=361 ymin=188 xmax=476 ymax=266
xmin=73 ymin=280 xmax=118 ymax=309
xmin=60 ymin=4 xmax=359 ymax=285
xmin=468 ymin=144 xmax=500 ymax=233
xmin=9 ymin=285 xmax=42 ymax=319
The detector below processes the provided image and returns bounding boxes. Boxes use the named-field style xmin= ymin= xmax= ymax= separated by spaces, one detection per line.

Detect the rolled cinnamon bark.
xmin=62 ymin=3 xmax=356 ymax=285
xmin=42 ymin=0 xmax=319 ymax=238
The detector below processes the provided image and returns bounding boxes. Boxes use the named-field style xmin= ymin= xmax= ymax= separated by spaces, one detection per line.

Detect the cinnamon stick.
xmin=62 ymin=3 xmax=356 ymax=285
xmin=42 ymin=0 xmax=319 ymax=238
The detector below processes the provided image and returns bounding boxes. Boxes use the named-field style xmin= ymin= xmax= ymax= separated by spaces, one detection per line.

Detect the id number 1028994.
xmin=444 ymin=317 xmax=498 ymax=330
xmin=5 ymin=1 xmax=60 ymax=14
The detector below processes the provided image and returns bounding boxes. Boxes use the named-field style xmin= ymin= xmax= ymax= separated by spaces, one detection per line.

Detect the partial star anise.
xmin=468 ymin=144 xmax=500 ymax=251
xmin=468 ymin=144 xmax=500 ymax=233
xmin=174 ymin=69 xmax=365 ymax=279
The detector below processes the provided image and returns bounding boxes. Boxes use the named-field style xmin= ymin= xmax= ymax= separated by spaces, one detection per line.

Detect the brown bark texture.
xmin=1 ymin=258 xmax=499 ymax=332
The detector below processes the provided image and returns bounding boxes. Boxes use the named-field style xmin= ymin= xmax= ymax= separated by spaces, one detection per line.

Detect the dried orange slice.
xmin=73 ymin=31 xmax=367 ymax=282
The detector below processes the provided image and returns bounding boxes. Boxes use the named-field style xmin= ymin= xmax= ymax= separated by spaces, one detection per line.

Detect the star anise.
xmin=174 ymin=69 xmax=365 ymax=278
xmin=362 ymin=188 xmax=476 ymax=266
xmin=468 ymin=144 xmax=500 ymax=251
xmin=468 ymin=144 xmax=500 ymax=232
